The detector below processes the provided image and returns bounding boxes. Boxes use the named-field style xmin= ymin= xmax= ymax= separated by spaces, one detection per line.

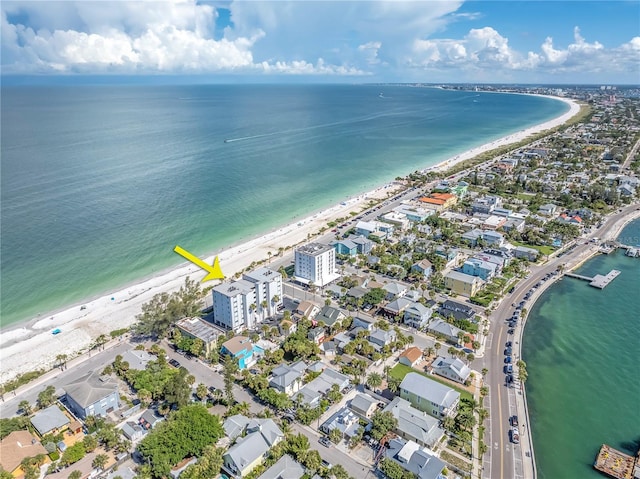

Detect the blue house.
xmin=221 ymin=336 xmax=258 ymax=370
xmin=330 ymin=239 xmax=358 ymax=256
xmin=411 ymin=259 xmax=433 ymax=279
xmin=63 ymin=371 xmax=120 ymax=420
xmin=462 ymin=258 xmax=497 ymax=281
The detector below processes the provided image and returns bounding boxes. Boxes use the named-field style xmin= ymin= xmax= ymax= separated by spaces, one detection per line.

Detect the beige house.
xmin=444 ymin=271 xmax=483 ymax=297
xmin=0 ymin=430 xmax=49 ymax=477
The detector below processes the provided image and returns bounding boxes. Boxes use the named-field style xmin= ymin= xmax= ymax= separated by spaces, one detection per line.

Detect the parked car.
xmin=511 ymin=428 xmax=520 ymax=444
xmin=169 ymin=359 xmax=181 ymax=368
xmin=504 ymin=348 xmax=512 ymax=356
xmin=504 ymin=356 xmax=512 ymax=364
xmin=506 ymin=374 xmax=514 ymax=384
xmin=319 ymin=436 xmax=332 ymax=448
xmin=510 ymin=415 xmax=519 ymax=427
xmin=507 ymin=328 xmax=515 ymax=335
xmin=321 ymin=459 xmax=332 ymax=469
xmin=505 ymin=341 xmax=512 ymax=347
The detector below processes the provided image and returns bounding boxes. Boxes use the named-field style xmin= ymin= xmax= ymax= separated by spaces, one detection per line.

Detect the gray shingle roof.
xmin=30 ymin=405 xmax=70 ymax=436
xmin=257 ymin=455 xmax=305 ymax=479
xmin=350 ymin=393 xmax=378 ymax=417
xmin=383 ymin=397 xmax=444 ymax=447
xmin=63 ymin=371 xmax=118 ymax=409
xmin=400 ymin=373 xmax=460 ymax=409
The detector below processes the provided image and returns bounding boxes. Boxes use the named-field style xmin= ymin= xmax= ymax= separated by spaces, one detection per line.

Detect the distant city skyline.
xmin=2 ymin=1 xmax=639 ymax=84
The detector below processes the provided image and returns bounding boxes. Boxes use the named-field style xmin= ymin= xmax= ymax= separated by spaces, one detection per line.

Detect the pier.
xmin=564 ymin=269 xmax=621 ymax=289
xmin=593 ymin=444 xmax=640 ymax=479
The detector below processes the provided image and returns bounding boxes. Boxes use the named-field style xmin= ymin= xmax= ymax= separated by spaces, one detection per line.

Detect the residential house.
xmin=471 ymin=195 xmax=502 ymax=215
xmin=355 ymin=220 xmax=394 ymax=239
xmin=295 ymin=368 xmax=351 ymax=407
xmin=383 ymin=282 xmax=408 ymax=301
xmin=492 ymin=207 xmax=513 ymax=218
xmin=315 ymin=305 xmax=346 ymax=329
xmin=294 ymin=301 xmax=320 ymax=320
xmin=438 ymin=300 xmax=476 ymax=322
xmin=307 ymin=327 xmax=325 ymax=345
xmin=269 ymin=361 xmax=307 ymax=395
xmin=461 ymin=228 xmax=483 ymax=247
xmin=462 ymin=258 xmax=497 ymax=281
xmin=444 ymin=271 xmax=483 ymax=297
xmin=121 ymin=421 xmax=145 ymax=441
xmin=393 ymin=205 xmax=433 ymax=223
xmin=483 ymin=215 xmax=507 ymax=230
xmin=349 ymin=393 xmax=380 ymax=419
xmin=399 ymin=373 xmax=460 ymax=418
xmin=558 ymin=213 xmax=584 ymax=226
xmin=418 ymin=193 xmax=458 ymax=212
xmin=223 ymin=415 xmax=252 ymax=442
xmin=410 ymin=259 xmax=433 ymax=279
xmin=513 ymin=246 xmax=539 ymax=262
xmin=0 ymin=430 xmax=49 ymax=477
xmin=256 ymin=455 xmax=305 ymax=479
xmin=222 ymin=418 xmax=284 ymax=478
xmin=383 ymin=397 xmax=445 ymax=448
xmin=433 ymin=247 xmax=460 ymax=268
xmin=120 ymin=349 xmax=155 ymax=371
xmin=330 ymin=238 xmax=358 ymax=256
xmin=139 ymin=409 xmax=163 ymax=430
xmin=368 ymin=328 xmax=397 ymax=349
xmin=30 ymin=405 xmax=70 ymax=437
xmin=221 ymin=336 xmax=257 ymax=370
xmin=294 ymin=243 xmax=340 ymax=287
xmin=352 ymin=315 xmax=375 ymax=331
xmin=538 ymin=203 xmax=558 ymax=216
xmin=64 ymin=370 xmax=120 ymax=420
xmin=383 ymin=437 xmax=446 ymax=479
xmin=426 ymin=319 xmax=464 ymax=345
xmin=481 ymin=230 xmax=505 ymax=247
xmin=431 ymin=357 xmax=472 ymax=384
xmin=175 ymin=317 xmax=225 ymax=356
xmin=503 ymin=218 xmax=526 ymax=233
xmin=403 ymin=303 xmax=432 ymax=330
xmin=279 ymin=319 xmax=297 ymax=337
xmin=398 ymin=347 xmax=423 ymax=368
xmin=382 ymin=297 xmax=414 ymax=318
xmin=380 ymin=212 xmax=410 ymax=230
xmin=320 ymin=408 xmax=361 ymax=439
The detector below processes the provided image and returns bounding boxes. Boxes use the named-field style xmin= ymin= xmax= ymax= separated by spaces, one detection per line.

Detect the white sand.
xmin=0 ymin=95 xmax=582 ymax=383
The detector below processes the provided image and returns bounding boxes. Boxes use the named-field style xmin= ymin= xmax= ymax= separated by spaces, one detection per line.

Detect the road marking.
xmin=496 ymin=328 xmax=504 ymax=479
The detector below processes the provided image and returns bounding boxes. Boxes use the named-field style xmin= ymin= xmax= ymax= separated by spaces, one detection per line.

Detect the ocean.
xmin=1 ymin=84 xmax=567 ymax=328
xmin=524 ymin=218 xmax=640 ymax=479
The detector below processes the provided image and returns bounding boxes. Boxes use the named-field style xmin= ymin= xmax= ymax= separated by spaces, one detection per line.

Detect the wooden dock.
xmin=593 ymin=444 xmax=639 ymax=479
xmin=564 ymin=270 xmax=621 ymax=289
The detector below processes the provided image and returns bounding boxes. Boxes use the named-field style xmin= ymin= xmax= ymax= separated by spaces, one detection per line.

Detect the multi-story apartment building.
xmin=294 ymin=243 xmax=340 ymax=287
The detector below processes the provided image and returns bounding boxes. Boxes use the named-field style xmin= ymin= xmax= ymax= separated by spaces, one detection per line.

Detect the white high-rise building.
xmin=243 ymin=267 xmax=283 ymax=320
xmin=212 ymin=279 xmax=256 ymax=332
xmin=212 ymin=267 xmax=283 ymax=331
xmin=294 ymin=243 xmax=340 ymax=287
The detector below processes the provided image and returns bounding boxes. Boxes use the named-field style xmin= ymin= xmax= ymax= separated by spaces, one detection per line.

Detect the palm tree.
xmin=366 ymin=372 xmax=383 ymax=391
xmin=95 ymin=334 xmax=108 ymax=351
xmin=196 ymin=383 xmax=208 ymax=403
xmin=56 ymin=353 xmax=68 ymax=370
xmin=387 ymin=376 xmax=401 ymax=394
xmin=69 ymin=471 xmax=82 ymax=479
xmin=18 ymin=400 xmax=32 ymax=416
xmin=92 ymin=453 xmax=108 ymax=471
xmin=434 ymin=342 xmax=441 ymax=357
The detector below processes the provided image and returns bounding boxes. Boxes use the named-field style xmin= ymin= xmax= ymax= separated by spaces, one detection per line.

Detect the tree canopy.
xmin=137 ymin=404 xmax=224 ymax=478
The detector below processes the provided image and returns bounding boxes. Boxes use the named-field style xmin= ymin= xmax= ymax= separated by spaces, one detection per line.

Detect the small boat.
xmin=224 ymin=139 xmax=231 ymax=143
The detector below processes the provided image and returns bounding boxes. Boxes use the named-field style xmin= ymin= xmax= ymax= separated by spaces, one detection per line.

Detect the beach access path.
xmin=478 ymin=201 xmax=640 ymax=479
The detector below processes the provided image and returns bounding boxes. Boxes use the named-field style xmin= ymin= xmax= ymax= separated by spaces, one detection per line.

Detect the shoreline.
xmin=0 ymin=93 xmax=582 ymax=384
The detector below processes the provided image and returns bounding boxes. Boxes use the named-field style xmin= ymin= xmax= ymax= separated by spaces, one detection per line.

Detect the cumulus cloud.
xmin=408 ymin=24 xmax=639 ymax=79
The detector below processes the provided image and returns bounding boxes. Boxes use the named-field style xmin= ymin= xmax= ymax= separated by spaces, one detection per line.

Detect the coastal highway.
xmin=480 ymin=202 xmax=640 ymax=479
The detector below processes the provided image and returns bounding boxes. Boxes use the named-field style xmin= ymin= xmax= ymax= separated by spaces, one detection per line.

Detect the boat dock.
xmin=593 ymin=444 xmax=639 ymax=479
xmin=564 ymin=269 xmax=621 ymax=289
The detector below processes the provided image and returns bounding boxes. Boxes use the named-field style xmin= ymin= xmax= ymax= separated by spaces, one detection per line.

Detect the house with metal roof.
xmin=426 ymin=319 xmax=464 ymax=345
xmin=349 ymin=393 xmax=379 ymax=419
xmin=315 ymin=305 xmax=346 ymax=328
xmin=63 ymin=370 xmax=120 ymax=419
xmin=120 ymin=349 xmax=155 ymax=371
xmin=383 ymin=397 xmax=445 ymax=448
xmin=382 ymin=282 xmax=408 ymax=301
xmin=30 ymin=405 xmax=70 ymax=437
xmin=399 ymin=373 xmax=460 ymax=418
xmin=383 ymin=437 xmax=445 ymax=479
xmin=295 ymin=368 xmax=350 ymax=407
xmin=256 ymin=455 xmax=305 ymax=479
xmin=175 ymin=317 xmax=225 ymax=356
xmin=320 ymin=407 xmax=360 ymax=439
xmin=431 ymin=357 xmax=472 ymax=384
xmin=222 ymin=418 xmax=284 ymax=478
xmin=403 ymin=303 xmax=433 ymax=329
xmin=269 ymin=361 xmax=307 ymax=396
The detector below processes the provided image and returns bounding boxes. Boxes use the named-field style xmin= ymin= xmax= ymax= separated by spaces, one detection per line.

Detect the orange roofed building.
xmin=0 ymin=430 xmax=49 ymax=477
xmin=418 ymin=192 xmax=458 ymax=212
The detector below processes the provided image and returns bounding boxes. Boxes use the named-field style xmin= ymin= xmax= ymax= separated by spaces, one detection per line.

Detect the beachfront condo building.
xmin=212 ymin=268 xmax=283 ymax=332
xmin=294 ymin=243 xmax=340 ymax=287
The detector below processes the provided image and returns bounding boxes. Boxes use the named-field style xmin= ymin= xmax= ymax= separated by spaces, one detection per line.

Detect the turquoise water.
xmin=1 ymin=84 xmax=567 ymax=327
xmin=524 ymin=219 xmax=640 ymax=479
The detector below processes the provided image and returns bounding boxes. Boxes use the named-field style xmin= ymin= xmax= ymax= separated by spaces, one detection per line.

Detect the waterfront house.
xmin=383 ymin=397 xmax=445 ymax=448
xmin=330 ymin=238 xmax=358 ymax=256
xmin=399 ymin=373 xmax=460 ymax=418
xmin=443 ymin=271 xmax=483 ymax=297
xmin=398 ymin=347 xmax=423 ymax=368
xmin=64 ymin=370 xmax=120 ymax=420
xmin=221 ymin=336 xmax=257 ymax=370
xmin=120 ymin=349 xmax=155 ymax=371
xmin=30 ymin=405 xmax=70 ymax=437
xmin=513 ymin=246 xmax=539 ymax=262
xmin=430 ymin=357 xmax=472 ymax=384
xmin=175 ymin=316 xmax=225 ymax=356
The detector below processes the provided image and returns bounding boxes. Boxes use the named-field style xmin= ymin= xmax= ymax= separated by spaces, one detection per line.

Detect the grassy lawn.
xmin=511 ymin=240 xmax=556 ymax=257
xmin=389 ymin=364 xmax=473 ymax=401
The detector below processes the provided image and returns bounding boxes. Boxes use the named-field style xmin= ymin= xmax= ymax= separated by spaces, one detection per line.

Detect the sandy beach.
xmin=0 ymin=95 xmax=582 ymax=384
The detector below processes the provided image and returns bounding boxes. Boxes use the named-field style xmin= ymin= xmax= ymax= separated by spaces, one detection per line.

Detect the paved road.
xmin=480 ymin=202 xmax=640 ymax=479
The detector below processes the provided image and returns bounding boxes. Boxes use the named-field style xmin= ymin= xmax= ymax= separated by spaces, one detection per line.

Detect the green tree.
xmin=196 ymin=383 xmax=209 ymax=402
xmin=329 ymin=427 xmax=342 ymax=443
xmin=18 ymin=400 xmax=32 ymax=416
xmin=180 ymin=446 xmax=224 ymax=479
xmin=366 ymin=372 xmax=383 ymax=391
xmin=68 ymin=471 xmax=82 ymax=479
xmin=92 ymin=453 xmax=108 ymax=471
xmin=36 ymin=385 xmax=57 ymax=409
xmin=82 ymin=434 xmax=98 ymax=452
xmin=222 ymin=354 xmax=238 ymax=405
xmin=60 ymin=442 xmax=86 ymax=467
xmin=370 ymin=410 xmax=398 ymax=441
xmin=387 ymin=376 xmax=401 ymax=393
xmin=378 ymin=457 xmax=408 ymax=479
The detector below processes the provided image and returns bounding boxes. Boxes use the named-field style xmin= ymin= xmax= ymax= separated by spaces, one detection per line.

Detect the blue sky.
xmin=1 ymin=1 xmax=639 ymax=83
